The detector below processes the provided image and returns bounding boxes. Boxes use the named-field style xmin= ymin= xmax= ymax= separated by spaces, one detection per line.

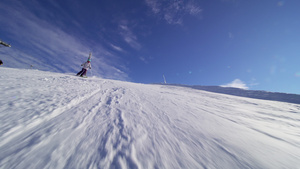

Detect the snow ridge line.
xmin=0 ymin=88 xmax=103 ymax=147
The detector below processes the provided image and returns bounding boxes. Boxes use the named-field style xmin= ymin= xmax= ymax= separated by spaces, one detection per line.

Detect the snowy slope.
xmin=0 ymin=67 xmax=300 ymax=169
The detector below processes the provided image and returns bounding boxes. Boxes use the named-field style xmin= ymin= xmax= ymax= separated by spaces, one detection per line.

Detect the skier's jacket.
xmin=81 ymin=61 xmax=91 ymax=70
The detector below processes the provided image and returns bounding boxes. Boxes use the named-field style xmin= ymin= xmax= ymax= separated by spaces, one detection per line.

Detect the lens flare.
xmin=295 ymin=72 xmax=300 ymax=77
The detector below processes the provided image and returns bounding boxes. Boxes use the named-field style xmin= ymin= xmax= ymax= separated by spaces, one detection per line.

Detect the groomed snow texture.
xmin=0 ymin=68 xmax=299 ymax=169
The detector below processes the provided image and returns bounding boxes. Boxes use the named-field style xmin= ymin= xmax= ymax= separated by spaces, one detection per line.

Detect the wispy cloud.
xmin=0 ymin=1 xmax=129 ymax=80
xmin=145 ymin=0 xmax=202 ymax=25
xmin=221 ymin=79 xmax=249 ymax=90
xmin=119 ymin=21 xmax=141 ymax=50
xmin=249 ymin=78 xmax=259 ymax=87
xmin=110 ymin=43 xmax=124 ymax=52
xmin=186 ymin=2 xmax=202 ymax=15
xmin=139 ymin=55 xmax=153 ymax=64
xmin=145 ymin=0 xmax=161 ymax=14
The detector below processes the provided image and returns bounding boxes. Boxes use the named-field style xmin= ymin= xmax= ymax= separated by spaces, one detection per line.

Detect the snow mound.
xmin=0 ymin=67 xmax=300 ymax=169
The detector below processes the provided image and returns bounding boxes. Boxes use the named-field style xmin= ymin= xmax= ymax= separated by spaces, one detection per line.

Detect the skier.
xmin=0 ymin=60 xmax=3 ymax=65
xmin=76 ymin=59 xmax=91 ymax=77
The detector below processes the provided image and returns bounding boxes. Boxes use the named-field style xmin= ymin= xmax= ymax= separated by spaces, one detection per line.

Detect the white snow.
xmin=0 ymin=67 xmax=300 ymax=169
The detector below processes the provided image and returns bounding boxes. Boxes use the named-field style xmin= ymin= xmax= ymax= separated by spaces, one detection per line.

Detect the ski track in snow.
xmin=0 ymin=67 xmax=300 ymax=169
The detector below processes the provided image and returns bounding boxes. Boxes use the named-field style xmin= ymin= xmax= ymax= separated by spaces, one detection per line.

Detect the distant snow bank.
xmin=162 ymin=84 xmax=300 ymax=105
xmin=0 ymin=67 xmax=300 ymax=169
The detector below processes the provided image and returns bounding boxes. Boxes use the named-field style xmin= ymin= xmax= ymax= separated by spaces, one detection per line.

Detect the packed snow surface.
xmin=0 ymin=67 xmax=300 ymax=169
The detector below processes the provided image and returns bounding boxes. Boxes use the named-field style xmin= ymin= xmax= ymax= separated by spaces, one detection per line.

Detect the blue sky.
xmin=0 ymin=0 xmax=299 ymax=94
